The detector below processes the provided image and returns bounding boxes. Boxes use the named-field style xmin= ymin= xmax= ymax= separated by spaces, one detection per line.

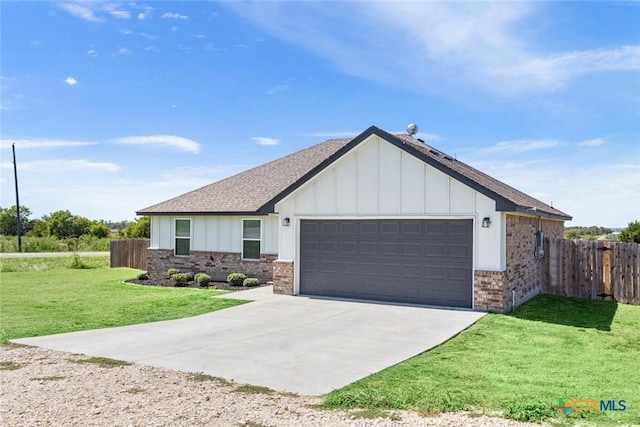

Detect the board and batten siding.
xmin=150 ymin=215 xmax=278 ymax=254
xmin=275 ymin=134 xmax=504 ymax=271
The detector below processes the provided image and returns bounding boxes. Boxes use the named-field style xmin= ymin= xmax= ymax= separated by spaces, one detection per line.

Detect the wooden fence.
xmin=110 ymin=239 xmax=149 ymax=270
xmin=542 ymin=238 xmax=640 ymax=305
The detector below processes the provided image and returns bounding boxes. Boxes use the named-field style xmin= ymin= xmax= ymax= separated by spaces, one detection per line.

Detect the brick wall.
xmin=474 ymin=270 xmax=507 ymax=311
xmin=473 ymin=215 xmax=564 ymax=312
xmin=273 ymin=260 xmax=294 ymax=295
xmin=147 ymin=249 xmax=277 ymax=283
xmin=502 ymin=215 xmax=564 ymax=311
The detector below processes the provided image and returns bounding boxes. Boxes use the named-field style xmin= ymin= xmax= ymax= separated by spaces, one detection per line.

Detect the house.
xmin=137 ymin=126 xmax=571 ymax=312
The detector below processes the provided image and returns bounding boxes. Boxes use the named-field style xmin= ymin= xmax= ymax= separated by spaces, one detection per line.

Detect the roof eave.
xmin=135 ymin=210 xmax=272 ymax=216
xmin=512 ymin=206 xmax=572 ymax=221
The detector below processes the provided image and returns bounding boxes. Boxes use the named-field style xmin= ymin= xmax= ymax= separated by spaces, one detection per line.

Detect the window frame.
xmin=241 ymin=218 xmax=262 ymax=261
xmin=174 ymin=218 xmax=191 ymax=257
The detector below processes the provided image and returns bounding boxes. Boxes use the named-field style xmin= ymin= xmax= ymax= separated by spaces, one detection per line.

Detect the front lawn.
xmin=324 ymin=295 xmax=639 ymax=425
xmin=0 ymin=267 xmax=248 ymax=344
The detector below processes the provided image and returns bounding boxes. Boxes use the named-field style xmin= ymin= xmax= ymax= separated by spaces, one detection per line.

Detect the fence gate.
xmin=542 ymin=238 xmax=639 ymax=306
xmin=110 ymin=239 xmax=149 ymax=270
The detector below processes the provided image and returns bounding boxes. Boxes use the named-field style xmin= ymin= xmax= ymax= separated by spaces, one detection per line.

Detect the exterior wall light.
xmin=482 ymin=217 xmax=491 ymax=228
xmin=283 ymin=217 xmax=291 ymax=227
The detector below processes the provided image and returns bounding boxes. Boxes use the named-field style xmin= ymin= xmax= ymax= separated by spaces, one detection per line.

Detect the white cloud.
xmin=225 ymin=2 xmax=640 ymax=96
xmin=64 ymin=77 xmax=77 ymax=86
xmin=113 ymin=135 xmax=201 ymax=153
xmin=1 ymin=159 xmax=120 ymax=172
xmin=266 ymin=85 xmax=288 ymax=95
xmin=161 ymin=12 xmax=188 ymax=20
xmin=252 ymin=137 xmax=279 ymax=146
xmin=491 ymin=139 xmax=561 ymax=152
xmin=138 ymin=7 xmax=152 ymax=20
xmin=0 ymin=138 xmax=96 ymax=149
xmin=87 ymin=49 xmax=97 ymax=57
xmin=120 ymin=29 xmax=133 ymax=36
xmin=115 ymin=48 xmax=132 ymax=55
xmin=58 ymin=2 xmax=102 ymax=22
xmin=578 ymin=138 xmax=607 ymax=147
xmin=110 ymin=10 xmax=130 ymax=19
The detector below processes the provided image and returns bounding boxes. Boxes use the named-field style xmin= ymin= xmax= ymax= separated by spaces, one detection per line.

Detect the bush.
xmin=227 ymin=272 xmax=246 ymax=286
xmin=194 ymin=273 xmax=211 ymax=287
xmin=69 ymin=254 xmax=88 ymax=270
xmin=243 ymin=278 xmax=260 ymax=287
xmin=171 ymin=272 xmax=191 ymax=287
xmin=185 ymin=272 xmax=195 ymax=281
xmin=167 ymin=268 xmax=181 ymax=278
xmin=137 ymin=271 xmax=149 ymax=280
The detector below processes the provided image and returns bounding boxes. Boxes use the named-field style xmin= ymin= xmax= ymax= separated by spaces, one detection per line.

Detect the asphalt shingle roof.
xmin=137 ymin=126 xmax=571 ymax=220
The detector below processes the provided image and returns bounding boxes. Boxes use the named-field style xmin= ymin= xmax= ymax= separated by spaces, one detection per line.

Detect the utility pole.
xmin=12 ymin=143 xmax=22 ymax=252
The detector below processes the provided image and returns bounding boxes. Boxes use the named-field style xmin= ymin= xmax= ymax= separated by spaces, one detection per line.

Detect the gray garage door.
xmin=300 ymin=219 xmax=473 ymax=308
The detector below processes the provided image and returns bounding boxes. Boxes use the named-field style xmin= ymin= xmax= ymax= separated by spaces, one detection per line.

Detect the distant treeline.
xmin=563 ymin=226 xmax=613 ymax=240
xmin=0 ymin=206 xmax=149 ymax=239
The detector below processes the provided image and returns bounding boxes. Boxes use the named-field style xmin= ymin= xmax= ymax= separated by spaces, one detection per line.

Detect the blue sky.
xmin=1 ymin=1 xmax=638 ymax=227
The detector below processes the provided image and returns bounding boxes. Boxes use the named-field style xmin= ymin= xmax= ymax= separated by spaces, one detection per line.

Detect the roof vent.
xmin=406 ymin=123 xmax=418 ymax=137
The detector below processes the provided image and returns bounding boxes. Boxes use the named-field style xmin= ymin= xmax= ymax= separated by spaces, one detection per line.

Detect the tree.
xmin=87 ymin=222 xmax=110 ymax=238
xmin=28 ymin=219 xmax=49 ymax=237
xmin=619 ymin=221 xmax=640 ymax=243
xmin=0 ymin=205 xmax=33 ymax=236
xmin=124 ymin=216 xmax=150 ymax=238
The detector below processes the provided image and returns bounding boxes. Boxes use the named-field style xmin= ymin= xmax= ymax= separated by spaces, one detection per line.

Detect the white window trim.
xmin=174 ymin=218 xmax=191 ymax=257
xmin=242 ymin=218 xmax=262 ymax=261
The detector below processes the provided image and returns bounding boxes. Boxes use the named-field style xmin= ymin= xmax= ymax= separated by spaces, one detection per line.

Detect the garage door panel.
xmin=424 ymin=243 xmax=444 ymax=257
xmin=449 ymin=244 xmax=470 ymax=258
xmin=340 ymin=222 xmax=358 ymax=235
xmin=402 ymin=242 xmax=422 ymax=257
xmin=380 ymin=242 xmax=400 ymax=256
xmin=359 ymin=241 xmax=378 ymax=254
xmin=300 ymin=219 xmax=472 ymax=308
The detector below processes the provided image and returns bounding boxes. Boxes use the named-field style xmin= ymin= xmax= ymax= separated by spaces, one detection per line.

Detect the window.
xmin=175 ymin=219 xmax=190 ymax=256
xmin=242 ymin=219 xmax=261 ymax=260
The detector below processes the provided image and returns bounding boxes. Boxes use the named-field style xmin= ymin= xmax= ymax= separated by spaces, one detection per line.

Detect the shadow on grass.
xmin=509 ymin=295 xmax=617 ymax=331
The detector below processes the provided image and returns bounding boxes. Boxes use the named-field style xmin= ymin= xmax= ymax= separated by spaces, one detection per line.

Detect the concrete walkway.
xmin=0 ymin=252 xmax=109 ymax=258
xmin=14 ymin=287 xmax=486 ymax=395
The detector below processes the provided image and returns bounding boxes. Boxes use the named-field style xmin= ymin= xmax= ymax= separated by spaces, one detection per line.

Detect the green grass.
xmin=324 ymin=295 xmax=640 ymax=425
xmin=0 ymin=256 xmax=110 ymax=272
xmin=0 ymin=267 xmax=248 ymax=344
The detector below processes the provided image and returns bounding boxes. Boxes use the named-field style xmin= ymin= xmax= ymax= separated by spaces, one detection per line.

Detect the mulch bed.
xmin=127 ymin=277 xmax=269 ymax=291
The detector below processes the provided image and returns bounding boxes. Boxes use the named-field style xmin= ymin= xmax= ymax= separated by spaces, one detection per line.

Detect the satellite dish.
xmin=406 ymin=123 xmax=418 ymax=137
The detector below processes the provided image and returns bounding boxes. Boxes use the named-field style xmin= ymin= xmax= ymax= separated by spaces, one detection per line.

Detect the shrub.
xmin=137 ymin=271 xmax=149 ymax=280
xmin=171 ymin=272 xmax=191 ymax=287
xmin=69 ymin=254 xmax=88 ymax=270
xmin=227 ymin=273 xmax=246 ymax=286
xmin=243 ymin=278 xmax=260 ymax=287
xmin=167 ymin=268 xmax=181 ymax=278
xmin=185 ymin=272 xmax=195 ymax=281
xmin=194 ymin=273 xmax=211 ymax=287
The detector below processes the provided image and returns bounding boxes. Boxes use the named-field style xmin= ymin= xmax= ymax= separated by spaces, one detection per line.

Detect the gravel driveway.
xmin=1 ymin=345 xmax=547 ymax=427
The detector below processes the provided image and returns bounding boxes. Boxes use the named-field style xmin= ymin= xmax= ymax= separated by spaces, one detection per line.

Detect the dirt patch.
xmin=1 ymin=345 xmax=549 ymax=427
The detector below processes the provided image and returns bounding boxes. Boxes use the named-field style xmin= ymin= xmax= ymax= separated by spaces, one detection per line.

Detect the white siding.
xmin=275 ymin=135 xmax=504 ymax=270
xmin=150 ymin=215 xmax=278 ymax=254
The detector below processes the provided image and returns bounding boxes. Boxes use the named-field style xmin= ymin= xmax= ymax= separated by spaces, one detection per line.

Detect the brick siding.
xmin=273 ymin=260 xmax=294 ymax=295
xmin=474 ymin=215 xmax=563 ymax=312
xmin=147 ymin=249 xmax=276 ymax=283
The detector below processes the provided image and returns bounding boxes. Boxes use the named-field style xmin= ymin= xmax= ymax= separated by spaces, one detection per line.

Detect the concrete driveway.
xmin=13 ymin=287 xmax=485 ymax=395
